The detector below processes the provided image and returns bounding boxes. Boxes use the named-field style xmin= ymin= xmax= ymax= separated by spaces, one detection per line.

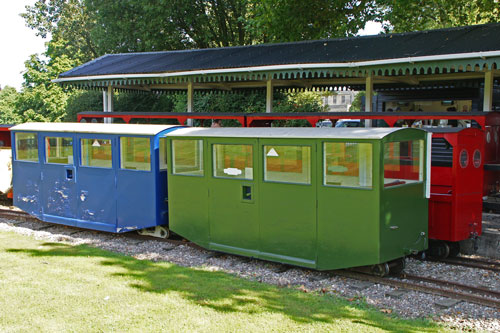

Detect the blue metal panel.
xmin=153 ymin=130 xmax=175 ymax=228
xmin=11 ymin=131 xmax=42 ymax=218
xmin=115 ymin=127 xmax=181 ymax=231
xmin=75 ymin=133 xmax=117 ymax=231
xmin=39 ymin=133 xmax=78 ymax=223
xmin=116 ymin=134 xmax=155 ymax=231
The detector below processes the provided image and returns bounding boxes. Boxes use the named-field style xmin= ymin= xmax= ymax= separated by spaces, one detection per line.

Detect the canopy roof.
xmin=11 ymin=123 xmax=180 ymax=136
xmin=166 ymin=127 xmax=414 ymax=139
xmin=54 ymin=24 xmax=500 ymax=91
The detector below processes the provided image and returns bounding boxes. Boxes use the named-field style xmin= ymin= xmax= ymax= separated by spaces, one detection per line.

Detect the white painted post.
xmin=484 ymin=70 xmax=494 ymax=112
xmin=102 ymin=89 xmax=108 ymax=113
xmin=365 ymin=73 xmax=373 ymax=127
xmin=103 ymin=86 xmax=113 ymax=123
xmin=187 ymin=81 xmax=193 ymax=126
xmin=266 ymin=78 xmax=273 ymax=113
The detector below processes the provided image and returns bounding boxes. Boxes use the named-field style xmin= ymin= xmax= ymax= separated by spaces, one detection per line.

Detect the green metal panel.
xmin=206 ymin=138 xmax=260 ymax=257
xmin=316 ymin=139 xmax=381 ymax=270
xmin=257 ymin=139 xmax=317 ymax=268
xmin=379 ymin=129 xmax=429 ymax=261
xmin=379 ymin=184 xmax=428 ymax=261
xmin=167 ymin=138 xmax=209 ymax=248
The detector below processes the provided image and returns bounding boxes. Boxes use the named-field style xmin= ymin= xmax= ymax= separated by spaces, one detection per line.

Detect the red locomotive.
xmin=427 ymin=128 xmax=484 ymax=258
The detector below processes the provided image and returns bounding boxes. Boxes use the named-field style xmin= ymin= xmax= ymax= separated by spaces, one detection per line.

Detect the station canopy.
xmin=54 ymin=23 xmax=500 ymax=93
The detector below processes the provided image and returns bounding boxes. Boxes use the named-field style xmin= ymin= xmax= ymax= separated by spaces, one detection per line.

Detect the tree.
xmin=247 ymin=0 xmax=377 ymax=42
xmin=14 ymin=53 xmax=76 ymax=122
xmin=377 ymin=0 xmax=500 ymax=33
xmin=0 ymin=86 xmax=22 ymax=124
xmin=22 ymin=0 xmax=98 ymax=64
xmin=86 ymin=0 xmax=258 ymax=51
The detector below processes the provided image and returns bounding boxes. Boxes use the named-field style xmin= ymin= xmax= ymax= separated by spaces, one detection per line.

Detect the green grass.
xmin=0 ymin=231 xmax=445 ymax=332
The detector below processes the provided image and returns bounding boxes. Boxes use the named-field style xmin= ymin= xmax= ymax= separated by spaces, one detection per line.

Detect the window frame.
xmin=44 ymin=135 xmax=75 ymax=165
xmin=171 ymin=138 xmax=205 ymax=177
xmin=322 ymin=140 xmax=374 ymax=190
xmin=212 ymin=143 xmax=254 ymax=180
xmin=159 ymin=137 xmax=168 ymax=171
xmin=382 ymin=139 xmax=424 ymax=189
xmin=14 ymin=132 xmax=39 ymax=163
xmin=119 ymin=136 xmax=152 ymax=172
xmin=79 ymin=138 xmax=113 ymax=169
xmin=263 ymin=144 xmax=312 ymax=185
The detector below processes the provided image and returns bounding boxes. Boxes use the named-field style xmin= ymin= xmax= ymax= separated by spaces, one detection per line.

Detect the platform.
xmin=461 ymin=214 xmax=500 ymax=259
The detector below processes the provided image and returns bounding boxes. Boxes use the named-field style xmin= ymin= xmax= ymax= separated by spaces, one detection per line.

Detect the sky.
xmin=0 ymin=0 xmax=46 ymax=91
xmin=0 ymin=1 xmax=382 ymax=92
xmin=358 ymin=21 xmax=384 ymax=36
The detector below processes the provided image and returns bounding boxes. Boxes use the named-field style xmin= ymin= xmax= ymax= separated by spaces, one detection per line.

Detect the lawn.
xmin=0 ymin=231 xmax=444 ymax=332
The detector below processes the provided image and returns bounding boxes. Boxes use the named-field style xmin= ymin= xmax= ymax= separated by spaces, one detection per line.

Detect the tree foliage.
xmin=10 ymin=0 xmax=499 ymax=124
xmin=378 ymin=0 xmax=500 ymax=33
xmin=0 ymin=87 xmax=22 ymax=124
xmin=247 ymin=0 xmax=377 ymax=42
xmin=22 ymin=0 xmax=98 ymax=63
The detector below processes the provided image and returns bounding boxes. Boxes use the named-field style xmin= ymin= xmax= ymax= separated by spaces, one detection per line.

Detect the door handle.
xmin=65 ymin=167 xmax=76 ymax=181
xmin=242 ymin=185 xmax=252 ymax=201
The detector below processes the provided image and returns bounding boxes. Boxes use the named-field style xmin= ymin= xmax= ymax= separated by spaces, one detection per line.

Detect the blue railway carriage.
xmin=10 ymin=123 xmax=180 ymax=235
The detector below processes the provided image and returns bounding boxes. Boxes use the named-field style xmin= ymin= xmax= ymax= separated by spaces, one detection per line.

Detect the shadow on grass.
xmin=7 ymin=242 xmax=438 ymax=332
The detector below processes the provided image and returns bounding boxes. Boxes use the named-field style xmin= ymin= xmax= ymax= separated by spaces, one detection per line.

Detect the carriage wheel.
xmin=388 ymin=258 xmax=406 ymax=275
xmin=371 ymin=262 xmax=390 ymax=277
xmin=447 ymin=242 xmax=460 ymax=258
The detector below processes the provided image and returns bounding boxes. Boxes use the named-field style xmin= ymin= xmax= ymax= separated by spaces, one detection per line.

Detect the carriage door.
xmin=259 ymin=140 xmax=317 ymax=268
xmin=317 ymin=141 xmax=378 ymax=268
xmin=116 ymin=136 xmax=156 ymax=229
xmin=76 ymin=135 xmax=117 ymax=230
xmin=41 ymin=134 xmax=78 ymax=220
xmin=12 ymin=132 xmax=42 ymax=217
xmin=207 ymin=139 xmax=259 ymax=255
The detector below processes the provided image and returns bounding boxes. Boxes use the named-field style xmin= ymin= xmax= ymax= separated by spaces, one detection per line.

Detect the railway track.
xmin=0 ymin=208 xmax=35 ymax=221
xmin=431 ymin=256 xmax=500 ymax=273
xmin=334 ymin=270 xmax=500 ymax=309
xmin=2 ymin=208 xmax=499 ymax=309
xmin=0 ymin=208 xmax=196 ymax=247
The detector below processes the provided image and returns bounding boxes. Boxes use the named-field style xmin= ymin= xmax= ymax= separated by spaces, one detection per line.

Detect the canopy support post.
xmin=266 ymin=79 xmax=273 ymax=113
xmin=484 ymin=70 xmax=494 ymax=112
xmin=103 ymin=86 xmax=114 ymax=123
xmin=187 ymin=81 xmax=193 ymax=126
xmin=365 ymin=73 xmax=373 ymax=127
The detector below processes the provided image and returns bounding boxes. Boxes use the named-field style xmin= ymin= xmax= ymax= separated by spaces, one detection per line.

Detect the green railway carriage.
xmin=166 ymin=127 xmax=430 ymax=271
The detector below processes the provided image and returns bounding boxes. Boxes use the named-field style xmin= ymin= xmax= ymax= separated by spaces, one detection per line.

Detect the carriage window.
xmin=81 ymin=139 xmax=112 ymax=168
xmin=323 ymin=142 xmax=372 ymax=188
xmin=15 ymin=133 xmax=38 ymax=162
xmin=159 ymin=138 xmax=168 ymax=170
xmin=213 ymin=144 xmax=253 ymax=180
xmin=45 ymin=137 xmax=73 ymax=164
xmin=172 ymin=139 xmax=203 ymax=176
xmin=264 ymin=145 xmax=311 ymax=184
xmin=120 ymin=137 xmax=151 ymax=171
xmin=384 ymin=140 xmax=423 ymax=187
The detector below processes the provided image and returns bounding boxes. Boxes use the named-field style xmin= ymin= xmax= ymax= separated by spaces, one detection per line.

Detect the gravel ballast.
xmin=0 ymin=216 xmax=499 ymax=332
